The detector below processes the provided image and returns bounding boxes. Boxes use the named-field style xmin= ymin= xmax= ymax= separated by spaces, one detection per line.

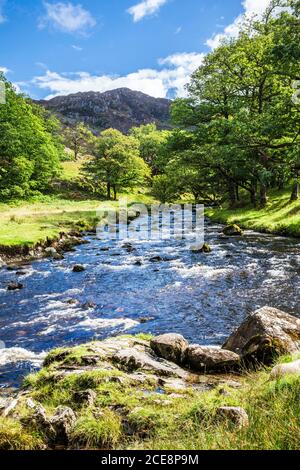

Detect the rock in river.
xmin=223 ymin=306 xmax=300 ymax=364
xmin=223 ymin=224 xmax=243 ymax=236
xmin=7 ymin=282 xmax=23 ymax=291
xmin=72 ymin=265 xmax=85 ymax=273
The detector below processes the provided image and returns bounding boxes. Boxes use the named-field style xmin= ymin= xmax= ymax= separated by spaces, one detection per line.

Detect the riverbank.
xmin=1 ymin=313 xmax=300 ymax=450
xmin=0 ymin=194 xmax=155 ymax=263
xmin=206 ymin=188 xmax=300 ymax=238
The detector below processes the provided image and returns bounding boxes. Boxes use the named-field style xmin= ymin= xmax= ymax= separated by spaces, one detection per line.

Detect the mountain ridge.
xmin=37 ymin=88 xmax=172 ymax=134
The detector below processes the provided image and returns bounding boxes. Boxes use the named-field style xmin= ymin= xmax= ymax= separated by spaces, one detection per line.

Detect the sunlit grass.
xmin=206 ymin=186 xmax=300 ymax=237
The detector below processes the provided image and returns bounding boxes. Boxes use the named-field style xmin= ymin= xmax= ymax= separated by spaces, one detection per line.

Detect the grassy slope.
xmin=0 ymin=161 xmax=155 ymax=247
xmin=207 ymin=187 xmax=300 ymax=238
xmin=0 ymin=338 xmax=299 ymax=450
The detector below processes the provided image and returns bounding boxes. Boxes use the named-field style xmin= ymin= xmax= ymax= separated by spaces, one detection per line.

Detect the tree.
xmin=130 ymin=124 xmax=170 ymax=174
xmin=167 ymin=1 xmax=300 ymax=207
xmin=63 ymin=122 xmax=95 ymax=160
xmin=82 ymin=129 xmax=150 ymax=200
xmin=0 ymin=75 xmax=61 ymax=199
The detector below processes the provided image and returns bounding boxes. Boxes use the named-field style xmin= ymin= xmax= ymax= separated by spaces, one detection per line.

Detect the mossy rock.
xmin=192 ymin=243 xmax=212 ymax=254
xmin=223 ymin=224 xmax=243 ymax=236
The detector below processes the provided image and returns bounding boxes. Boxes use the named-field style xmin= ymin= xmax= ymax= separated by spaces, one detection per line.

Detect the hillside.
xmin=37 ymin=88 xmax=172 ymax=134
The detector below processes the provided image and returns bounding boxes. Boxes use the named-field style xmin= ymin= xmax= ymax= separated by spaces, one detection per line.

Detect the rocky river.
xmin=1 ymin=219 xmax=300 ymax=391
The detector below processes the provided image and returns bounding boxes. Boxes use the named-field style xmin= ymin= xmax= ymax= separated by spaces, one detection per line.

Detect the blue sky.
xmin=0 ymin=0 xmax=271 ymax=99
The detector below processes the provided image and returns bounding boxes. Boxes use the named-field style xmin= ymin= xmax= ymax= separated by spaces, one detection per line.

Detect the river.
xmin=1 ymin=218 xmax=300 ymax=390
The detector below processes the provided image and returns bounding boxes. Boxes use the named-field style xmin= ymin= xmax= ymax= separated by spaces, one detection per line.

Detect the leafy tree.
xmin=167 ymin=1 xmax=300 ymax=207
xmin=82 ymin=129 xmax=150 ymax=200
xmin=63 ymin=122 xmax=96 ymax=160
xmin=0 ymin=75 xmax=61 ymax=199
xmin=130 ymin=124 xmax=170 ymax=174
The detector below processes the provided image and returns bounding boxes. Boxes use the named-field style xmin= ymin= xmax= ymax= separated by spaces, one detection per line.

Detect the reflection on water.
xmin=0 ymin=218 xmax=300 ymax=389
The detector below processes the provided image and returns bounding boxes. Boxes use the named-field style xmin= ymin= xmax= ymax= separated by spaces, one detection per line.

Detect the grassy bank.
xmin=0 ymin=336 xmax=299 ymax=450
xmin=0 ymin=162 xmax=155 ymax=248
xmin=206 ymin=187 xmax=300 ymax=238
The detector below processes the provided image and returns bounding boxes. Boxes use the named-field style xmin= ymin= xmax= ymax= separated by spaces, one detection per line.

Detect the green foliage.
xmin=130 ymin=123 xmax=170 ymax=174
xmin=63 ymin=122 xmax=96 ymax=161
xmin=0 ymin=75 xmax=61 ymax=200
xmin=82 ymin=128 xmax=151 ymax=200
xmin=162 ymin=1 xmax=300 ymax=207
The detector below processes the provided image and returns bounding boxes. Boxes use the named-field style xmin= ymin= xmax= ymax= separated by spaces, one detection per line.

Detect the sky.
xmin=0 ymin=0 xmax=272 ymax=100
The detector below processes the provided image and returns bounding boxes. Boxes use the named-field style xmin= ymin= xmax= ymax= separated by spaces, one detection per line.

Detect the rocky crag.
xmin=37 ymin=88 xmax=171 ymax=134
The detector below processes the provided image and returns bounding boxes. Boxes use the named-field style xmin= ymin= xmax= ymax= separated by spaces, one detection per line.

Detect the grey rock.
xmin=185 ymin=345 xmax=240 ymax=372
xmin=270 ymin=359 xmax=300 ymax=380
xmin=150 ymin=334 xmax=189 ymax=364
xmin=223 ymin=307 xmax=300 ymax=364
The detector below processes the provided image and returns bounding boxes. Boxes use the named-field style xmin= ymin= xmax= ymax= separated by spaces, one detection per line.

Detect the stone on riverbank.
xmin=223 ymin=307 xmax=300 ymax=364
xmin=270 ymin=359 xmax=300 ymax=380
xmin=223 ymin=224 xmax=243 ymax=236
xmin=185 ymin=345 xmax=240 ymax=372
xmin=150 ymin=334 xmax=189 ymax=364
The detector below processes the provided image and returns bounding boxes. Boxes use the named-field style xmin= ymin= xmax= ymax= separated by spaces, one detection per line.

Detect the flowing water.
xmin=1 ymin=218 xmax=300 ymax=390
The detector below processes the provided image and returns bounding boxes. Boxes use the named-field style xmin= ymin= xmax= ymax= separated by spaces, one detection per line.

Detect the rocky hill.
xmin=37 ymin=88 xmax=172 ymax=134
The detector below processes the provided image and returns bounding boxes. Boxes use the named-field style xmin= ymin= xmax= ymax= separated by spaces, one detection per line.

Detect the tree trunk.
xmin=107 ymin=182 xmax=111 ymax=200
xmin=250 ymin=181 xmax=257 ymax=208
xmin=291 ymin=181 xmax=299 ymax=201
xmin=228 ymin=182 xmax=237 ymax=208
xmin=113 ymin=185 xmax=117 ymax=201
xmin=235 ymin=185 xmax=240 ymax=202
xmin=259 ymin=184 xmax=268 ymax=207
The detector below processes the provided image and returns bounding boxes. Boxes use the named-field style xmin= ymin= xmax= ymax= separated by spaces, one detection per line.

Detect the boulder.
xmin=215 ymin=407 xmax=249 ymax=429
xmin=270 ymin=359 xmax=300 ymax=380
xmin=72 ymin=264 xmax=85 ymax=273
xmin=223 ymin=307 xmax=300 ymax=364
xmin=150 ymin=334 xmax=189 ymax=364
xmin=185 ymin=345 xmax=240 ymax=372
xmin=223 ymin=224 xmax=243 ymax=236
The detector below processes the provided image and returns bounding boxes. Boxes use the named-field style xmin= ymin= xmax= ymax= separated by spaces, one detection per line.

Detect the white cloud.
xmin=128 ymin=0 xmax=168 ymax=22
xmin=40 ymin=2 xmax=96 ymax=34
xmin=32 ymin=52 xmax=205 ymax=99
xmin=206 ymin=0 xmax=272 ymax=49
xmin=72 ymin=45 xmax=83 ymax=51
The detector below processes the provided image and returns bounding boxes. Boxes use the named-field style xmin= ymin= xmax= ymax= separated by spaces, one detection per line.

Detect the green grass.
xmin=207 ymin=186 xmax=300 ymax=238
xmin=2 ymin=338 xmax=299 ymax=451
xmin=61 ymin=160 xmax=86 ymax=181
xmin=0 ymin=193 xmax=156 ymax=248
